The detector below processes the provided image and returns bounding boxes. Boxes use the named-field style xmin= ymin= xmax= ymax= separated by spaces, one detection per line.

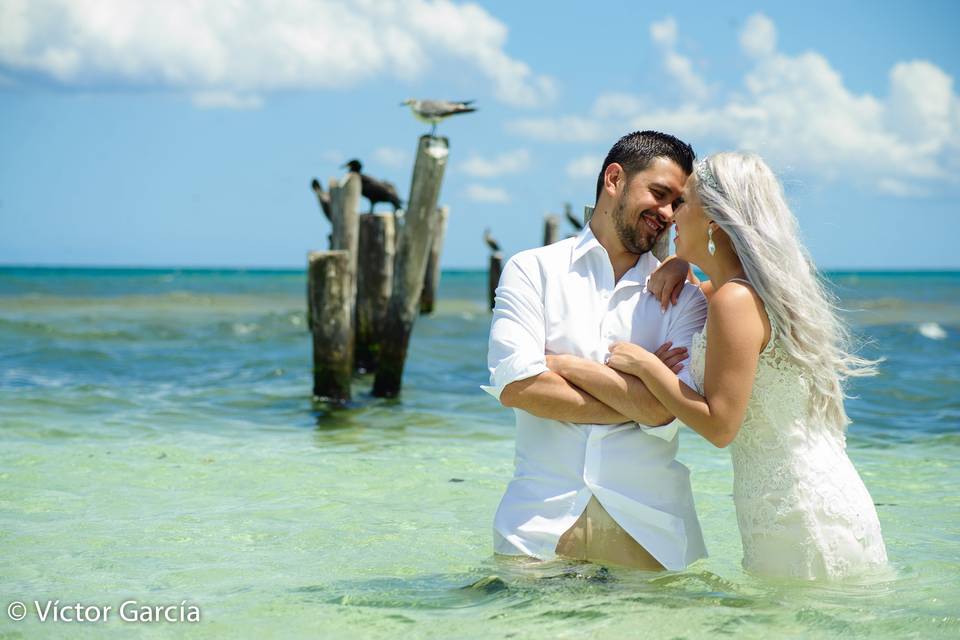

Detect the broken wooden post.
xmin=355 ymin=213 xmax=396 ymax=373
xmin=420 ymin=205 xmax=449 ymax=315
xmin=330 ymin=173 xmax=361 ymax=307
xmin=564 ymin=202 xmax=583 ymax=232
xmin=543 ymin=214 xmax=560 ymax=245
xmin=307 ymin=250 xmax=352 ymax=402
xmin=392 ymin=210 xmax=404 ymax=253
xmin=584 ymin=204 xmax=669 ymax=260
xmin=488 ymin=252 xmax=503 ymax=311
xmin=310 ymin=178 xmax=336 ymax=248
xmin=651 ymin=227 xmax=670 ymax=261
xmin=373 ymin=135 xmax=449 ymax=397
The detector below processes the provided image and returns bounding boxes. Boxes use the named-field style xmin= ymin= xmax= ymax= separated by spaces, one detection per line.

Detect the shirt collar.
xmin=620 ymin=251 xmax=659 ymax=287
xmin=570 ymin=224 xmax=604 ymax=266
xmin=570 ymin=224 xmax=661 ymax=287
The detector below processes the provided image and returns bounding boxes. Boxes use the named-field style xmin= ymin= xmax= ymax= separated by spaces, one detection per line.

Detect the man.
xmin=484 ymin=131 xmax=708 ymax=571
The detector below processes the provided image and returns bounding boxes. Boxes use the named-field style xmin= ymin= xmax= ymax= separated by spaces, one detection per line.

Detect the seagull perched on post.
xmin=563 ymin=202 xmax=583 ymax=231
xmin=311 ymin=178 xmax=332 ymax=221
xmin=401 ymin=99 xmax=477 ymax=136
xmin=483 ymin=228 xmax=501 ymax=253
xmin=342 ymin=159 xmax=403 ymax=213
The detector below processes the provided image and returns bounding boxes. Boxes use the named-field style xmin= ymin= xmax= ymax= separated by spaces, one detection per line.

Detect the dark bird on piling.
xmin=401 ymin=99 xmax=477 ymax=136
xmin=342 ymin=159 xmax=403 ymax=213
xmin=311 ymin=178 xmax=332 ymax=221
xmin=484 ymin=228 xmax=501 ymax=253
xmin=564 ymin=202 xmax=583 ymax=231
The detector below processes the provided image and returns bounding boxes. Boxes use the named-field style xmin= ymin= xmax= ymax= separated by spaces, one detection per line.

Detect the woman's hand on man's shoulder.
xmin=648 ymin=256 xmax=693 ymax=311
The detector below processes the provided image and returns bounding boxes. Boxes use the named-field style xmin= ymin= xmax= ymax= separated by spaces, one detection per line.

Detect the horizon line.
xmin=2 ymin=263 xmax=959 ymax=274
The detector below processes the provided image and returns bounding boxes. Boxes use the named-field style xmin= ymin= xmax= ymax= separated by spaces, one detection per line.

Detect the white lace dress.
xmin=689 ymin=317 xmax=888 ymax=580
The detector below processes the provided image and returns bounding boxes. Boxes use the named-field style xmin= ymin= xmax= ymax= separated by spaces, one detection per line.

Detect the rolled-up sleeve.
xmin=482 ymin=254 xmax=549 ymax=401
xmin=665 ymin=284 xmax=708 ymax=390
xmin=637 ymin=283 xmax=708 ymax=440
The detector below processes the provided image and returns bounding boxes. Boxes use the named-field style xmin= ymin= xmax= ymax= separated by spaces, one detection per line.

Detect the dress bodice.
xmin=689 ymin=321 xmax=846 ymax=481
xmin=688 ymin=312 xmax=887 ymax=580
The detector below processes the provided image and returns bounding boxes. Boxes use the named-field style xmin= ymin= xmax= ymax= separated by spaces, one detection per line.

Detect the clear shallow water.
xmin=0 ymin=267 xmax=957 ymax=638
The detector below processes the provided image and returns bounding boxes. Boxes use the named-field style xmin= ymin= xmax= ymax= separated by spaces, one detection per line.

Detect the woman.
xmin=548 ymin=152 xmax=888 ymax=580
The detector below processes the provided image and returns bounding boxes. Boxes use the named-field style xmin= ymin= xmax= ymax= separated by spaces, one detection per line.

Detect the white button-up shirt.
xmin=484 ymin=226 xmax=709 ymax=570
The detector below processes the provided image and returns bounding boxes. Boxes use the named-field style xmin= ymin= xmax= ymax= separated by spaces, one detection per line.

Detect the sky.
xmin=1 ymin=0 xmax=958 ymax=270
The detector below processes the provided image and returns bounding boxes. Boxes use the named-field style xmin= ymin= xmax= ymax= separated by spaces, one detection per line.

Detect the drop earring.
xmin=707 ymin=226 xmax=716 ymax=256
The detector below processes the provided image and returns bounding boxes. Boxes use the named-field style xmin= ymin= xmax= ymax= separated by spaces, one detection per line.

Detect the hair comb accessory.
xmin=695 ymin=160 xmax=722 ymax=193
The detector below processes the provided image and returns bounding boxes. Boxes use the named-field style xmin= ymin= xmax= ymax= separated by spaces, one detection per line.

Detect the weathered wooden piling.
xmin=543 ymin=214 xmax=560 ymax=246
xmin=488 ymin=253 xmax=503 ymax=310
xmin=373 ymin=136 xmax=449 ymax=397
xmin=307 ymin=250 xmax=353 ymax=402
xmin=311 ymin=179 xmax=331 ymax=223
xmin=329 ymin=173 xmax=362 ymax=305
xmin=309 ymin=177 xmax=337 ymax=248
xmin=392 ymin=210 xmax=404 ymax=253
xmin=420 ymin=206 xmax=449 ymax=315
xmin=651 ymin=228 xmax=670 ymax=261
xmin=355 ymin=213 xmax=396 ymax=373
xmin=564 ymin=202 xmax=582 ymax=231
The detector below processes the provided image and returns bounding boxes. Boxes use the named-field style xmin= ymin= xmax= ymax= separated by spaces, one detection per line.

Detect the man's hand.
xmin=651 ymin=341 xmax=687 ymax=374
xmin=607 ymin=340 xmax=687 ymax=378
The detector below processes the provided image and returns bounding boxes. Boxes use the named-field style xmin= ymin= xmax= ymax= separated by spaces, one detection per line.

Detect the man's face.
xmin=611 ymin=157 xmax=687 ymax=255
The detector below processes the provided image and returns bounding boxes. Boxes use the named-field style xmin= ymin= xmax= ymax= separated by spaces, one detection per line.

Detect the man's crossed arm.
xmin=499 ymin=370 xmax=629 ymax=424
xmin=488 ymin=254 xmax=692 ymax=428
xmin=499 ymin=345 xmax=686 ymax=427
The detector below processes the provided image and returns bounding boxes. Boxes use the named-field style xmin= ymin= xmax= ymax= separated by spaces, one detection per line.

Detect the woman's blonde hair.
xmin=696 ymin=152 xmax=877 ymax=430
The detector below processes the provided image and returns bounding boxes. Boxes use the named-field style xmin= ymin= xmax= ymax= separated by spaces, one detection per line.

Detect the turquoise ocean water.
xmin=0 ymin=267 xmax=957 ymax=638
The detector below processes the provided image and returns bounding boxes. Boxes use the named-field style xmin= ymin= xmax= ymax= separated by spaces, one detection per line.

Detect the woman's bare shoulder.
xmin=708 ymin=281 xmax=770 ymax=347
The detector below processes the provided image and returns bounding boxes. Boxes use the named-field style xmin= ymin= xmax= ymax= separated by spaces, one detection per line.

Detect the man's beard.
xmin=612 ymin=200 xmax=662 ymax=255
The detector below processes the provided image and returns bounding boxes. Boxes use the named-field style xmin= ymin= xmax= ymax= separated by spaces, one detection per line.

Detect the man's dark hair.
xmin=595 ymin=131 xmax=696 ymax=203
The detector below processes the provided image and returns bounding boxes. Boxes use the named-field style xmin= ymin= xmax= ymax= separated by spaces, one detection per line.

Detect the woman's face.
xmin=673 ymin=177 xmax=711 ymax=265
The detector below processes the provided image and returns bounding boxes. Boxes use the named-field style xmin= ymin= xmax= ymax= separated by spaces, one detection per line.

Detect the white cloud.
xmin=566 ymin=155 xmax=602 ymax=179
xmin=650 ymin=16 xmax=709 ymax=101
xmin=506 ymin=116 xmax=608 ymax=142
xmin=591 ymin=92 xmax=646 ymax=119
xmin=887 ymin=60 xmax=954 ymax=147
xmin=466 ymin=184 xmax=510 ymax=203
xmin=663 ymin=51 xmax=710 ymax=101
xmin=876 ymin=178 xmax=927 ymax=197
xmin=509 ymin=15 xmax=960 ymax=196
xmin=406 ymin=1 xmax=557 ymax=107
xmin=320 ymin=149 xmax=345 ymax=164
xmin=648 ymin=48 xmax=956 ymax=185
xmin=740 ymin=13 xmax=777 ymax=58
xmin=506 ymin=17 xmax=712 ymax=138
xmin=192 ymin=91 xmax=262 ymax=110
xmin=0 ymin=0 xmax=555 ymax=108
xmin=372 ymin=146 xmax=409 ymax=169
xmin=650 ymin=17 xmax=677 ymax=48
xmin=461 ymin=148 xmax=530 ymax=177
